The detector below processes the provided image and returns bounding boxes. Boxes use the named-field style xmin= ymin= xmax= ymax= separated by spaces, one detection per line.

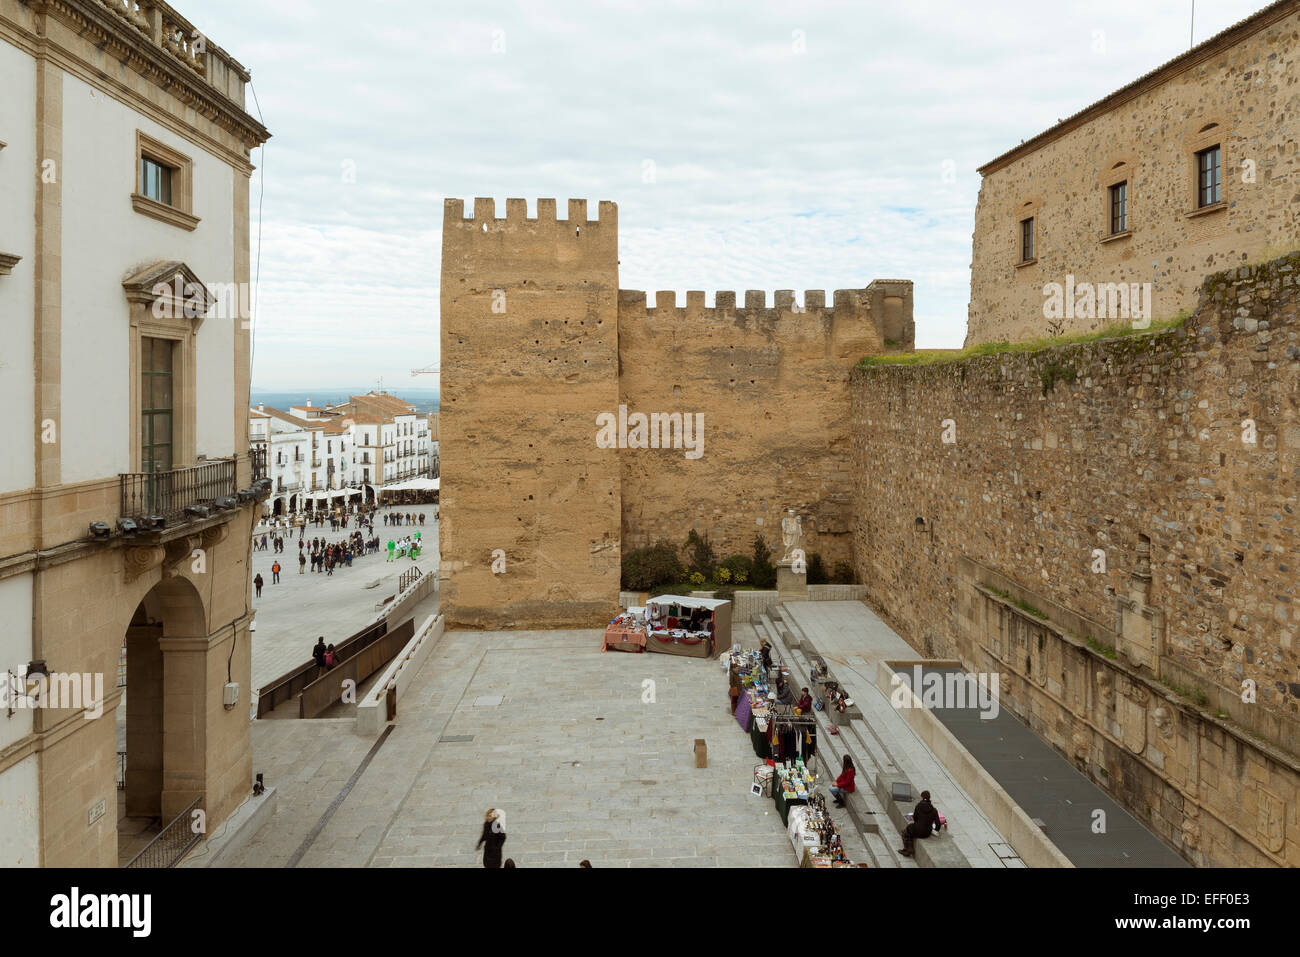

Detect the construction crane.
xmin=411 ymin=362 xmax=440 ymax=376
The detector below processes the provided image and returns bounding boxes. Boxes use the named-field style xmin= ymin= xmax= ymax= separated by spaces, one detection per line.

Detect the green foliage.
xmin=751 ymin=535 xmax=777 ymax=589
xmin=986 ymin=585 xmax=1049 ymax=620
xmin=1160 ymin=676 xmax=1209 ymax=707
xmin=689 ymin=571 xmax=706 ymax=586
xmin=1039 ymin=361 xmax=1078 ymax=396
xmin=720 ymin=554 xmax=752 ymax=585
xmin=684 ymin=528 xmax=717 ymax=581
xmin=620 ymin=540 xmax=685 ymax=591
xmin=857 ymin=315 xmax=1188 ymax=369
xmin=1085 ymin=636 xmax=1117 ymax=660
xmin=806 ymin=552 xmax=828 ymax=585
xmin=715 ymin=566 xmax=732 ymax=585
xmin=831 ymin=561 xmax=855 ymax=585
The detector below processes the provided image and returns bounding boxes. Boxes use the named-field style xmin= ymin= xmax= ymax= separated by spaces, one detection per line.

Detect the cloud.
xmin=188 ymin=0 xmax=1267 ymax=387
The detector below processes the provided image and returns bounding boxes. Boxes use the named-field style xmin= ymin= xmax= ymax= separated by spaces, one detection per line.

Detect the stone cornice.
xmin=17 ymin=0 xmax=270 ymax=151
xmin=0 ymin=253 xmax=20 ymax=275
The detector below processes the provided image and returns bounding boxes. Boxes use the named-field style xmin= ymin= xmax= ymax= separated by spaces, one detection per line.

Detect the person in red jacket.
xmin=829 ymin=754 xmax=855 ymax=807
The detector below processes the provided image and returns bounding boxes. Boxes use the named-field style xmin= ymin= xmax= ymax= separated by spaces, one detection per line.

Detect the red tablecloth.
xmin=602 ymin=621 xmax=647 ymax=653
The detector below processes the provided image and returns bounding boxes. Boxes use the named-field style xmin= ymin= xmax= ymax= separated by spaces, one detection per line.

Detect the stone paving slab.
xmin=224 ymin=628 xmax=800 ymax=868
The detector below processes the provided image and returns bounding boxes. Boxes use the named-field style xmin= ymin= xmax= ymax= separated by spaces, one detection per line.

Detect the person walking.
xmin=386 ymin=539 xmax=395 ymax=562
xmin=312 ymin=637 xmax=327 ymax=673
xmin=271 ymin=561 xmax=281 ymax=584
xmin=253 ymin=573 xmax=263 ymax=598
xmin=299 ymin=551 xmax=307 ymax=574
xmin=477 ymin=809 xmax=507 ymax=868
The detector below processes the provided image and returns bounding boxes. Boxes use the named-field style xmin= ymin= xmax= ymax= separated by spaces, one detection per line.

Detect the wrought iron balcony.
xmin=120 ymin=458 xmax=237 ymax=525
xmin=250 ymin=446 xmax=267 ymax=482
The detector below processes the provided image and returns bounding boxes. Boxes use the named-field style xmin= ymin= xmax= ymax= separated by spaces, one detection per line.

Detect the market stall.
xmin=643 ymin=595 xmax=732 ymax=659
xmin=601 ymin=607 xmax=648 ymax=653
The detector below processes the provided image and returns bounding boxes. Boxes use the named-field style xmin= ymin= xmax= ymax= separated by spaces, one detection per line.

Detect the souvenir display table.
xmin=789 ymin=796 xmax=857 ymax=866
xmin=772 ymin=761 xmax=814 ymax=826
xmin=645 ymin=626 xmax=714 ymax=658
xmin=602 ymin=610 xmax=648 ymax=653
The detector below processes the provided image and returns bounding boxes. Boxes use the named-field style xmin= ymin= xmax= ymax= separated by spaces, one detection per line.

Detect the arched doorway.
xmin=271 ymin=497 xmax=284 ymax=517
xmin=118 ymin=576 xmax=207 ymax=865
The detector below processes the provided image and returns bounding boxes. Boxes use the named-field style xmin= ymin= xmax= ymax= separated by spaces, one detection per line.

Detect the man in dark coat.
xmin=899 ymin=790 xmax=942 ymax=857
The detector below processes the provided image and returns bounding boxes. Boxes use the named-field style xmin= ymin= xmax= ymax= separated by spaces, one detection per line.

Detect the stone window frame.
xmin=1098 ymin=156 xmax=1137 ymax=243
xmin=123 ymin=264 xmax=214 ymax=473
xmin=131 ymin=130 xmax=200 ymax=231
xmin=1014 ymin=198 xmax=1042 ymax=268
xmin=1183 ymin=121 xmax=1230 ymax=219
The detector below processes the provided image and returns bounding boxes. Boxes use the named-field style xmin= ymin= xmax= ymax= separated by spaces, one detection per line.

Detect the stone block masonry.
xmin=967 ymin=0 xmax=1300 ymax=345
xmin=438 ymin=197 xmax=912 ymax=628
xmin=851 ymin=252 xmax=1300 ymax=866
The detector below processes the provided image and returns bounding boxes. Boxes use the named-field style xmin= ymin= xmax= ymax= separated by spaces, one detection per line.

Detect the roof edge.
xmin=978 ymin=0 xmax=1298 ymax=177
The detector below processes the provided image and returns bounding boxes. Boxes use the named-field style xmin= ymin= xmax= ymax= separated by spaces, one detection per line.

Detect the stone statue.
xmin=780 ymin=509 xmax=802 ymax=562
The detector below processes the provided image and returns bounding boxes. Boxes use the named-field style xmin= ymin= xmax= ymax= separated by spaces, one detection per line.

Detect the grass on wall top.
xmin=857 ymin=314 xmax=1189 ymax=369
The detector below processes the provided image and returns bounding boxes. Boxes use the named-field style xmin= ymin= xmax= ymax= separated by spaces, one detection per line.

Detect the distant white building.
xmin=249 ymin=392 xmax=433 ymax=513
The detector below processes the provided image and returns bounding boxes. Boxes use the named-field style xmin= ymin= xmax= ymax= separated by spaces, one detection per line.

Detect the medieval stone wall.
xmin=618 ymin=280 xmax=910 ymax=568
xmin=439 ymin=198 xmax=623 ymax=629
xmin=439 ymin=198 xmax=909 ymax=627
xmin=967 ymin=3 xmax=1300 ymax=345
xmin=853 ymin=253 xmax=1300 ymax=865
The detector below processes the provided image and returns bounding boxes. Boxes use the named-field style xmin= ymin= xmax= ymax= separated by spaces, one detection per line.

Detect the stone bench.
xmin=874 ymin=772 xmax=970 ymax=868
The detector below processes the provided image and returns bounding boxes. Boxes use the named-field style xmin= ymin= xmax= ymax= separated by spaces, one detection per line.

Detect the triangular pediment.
xmin=122 ymin=260 xmax=217 ymax=319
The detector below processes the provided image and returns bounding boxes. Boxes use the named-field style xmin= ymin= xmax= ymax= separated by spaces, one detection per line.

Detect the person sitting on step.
xmin=829 ymin=754 xmax=855 ymax=807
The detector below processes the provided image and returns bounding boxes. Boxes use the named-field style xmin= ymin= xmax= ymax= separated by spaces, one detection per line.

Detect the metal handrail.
xmin=119 ymin=458 xmax=236 ymax=524
xmin=125 ymin=795 xmax=204 ymax=868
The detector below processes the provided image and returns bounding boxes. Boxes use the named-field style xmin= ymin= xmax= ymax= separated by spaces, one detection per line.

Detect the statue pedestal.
xmin=777 ymin=562 xmax=807 ymax=600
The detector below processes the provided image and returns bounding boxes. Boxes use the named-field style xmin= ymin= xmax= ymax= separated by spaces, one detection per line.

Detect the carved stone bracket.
xmin=0 ymin=253 xmax=20 ymax=276
xmin=201 ymin=524 xmax=229 ymax=549
xmin=163 ymin=534 xmax=202 ymax=577
xmin=123 ymin=543 xmax=166 ymax=582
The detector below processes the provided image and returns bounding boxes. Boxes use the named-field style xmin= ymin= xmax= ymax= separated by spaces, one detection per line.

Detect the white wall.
xmin=0 ymin=39 xmax=36 ymax=495
xmin=0 ymin=754 xmax=39 ymax=867
xmin=0 ymin=570 xmax=38 ymax=866
xmin=59 ymin=71 xmax=236 ymax=484
xmin=0 ymin=573 xmax=34 ymax=751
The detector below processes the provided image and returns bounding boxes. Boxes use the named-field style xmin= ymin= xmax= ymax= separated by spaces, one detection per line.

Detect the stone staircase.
xmin=749 ymin=605 xmax=974 ymax=868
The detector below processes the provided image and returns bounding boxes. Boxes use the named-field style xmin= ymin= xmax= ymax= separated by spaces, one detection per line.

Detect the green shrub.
xmin=684 ymin=528 xmax=717 ymax=581
xmin=831 ymin=561 xmax=855 ymax=584
xmin=751 ymin=535 xmax=777 ymax=589
xmin=689 ymin=571 xmax=706 ymax=586
xmin=621 ymin=541 xmax=685 ymax=591
xmin=806 ymin=553 xmax=828 ymax=585
xmin=720 ymin=554 xmax=753 ymax=585
xmin=715 ymin=566 xmax=732 ymax=585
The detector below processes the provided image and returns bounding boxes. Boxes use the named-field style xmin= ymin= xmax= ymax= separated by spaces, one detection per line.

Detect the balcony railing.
xmin=251 ymin=446 xmax=267 ymax=482
xmin=120 ymin=458 xmax=236 ymax=524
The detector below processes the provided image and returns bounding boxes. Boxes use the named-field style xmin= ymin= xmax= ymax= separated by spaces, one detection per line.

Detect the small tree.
xmin=751 ymin=534 xmax=776 ymax=589
xmin=684 ymin=529 xmax=717 ymax=581
xmin=806 ymin=552 xmax=828 ymax=585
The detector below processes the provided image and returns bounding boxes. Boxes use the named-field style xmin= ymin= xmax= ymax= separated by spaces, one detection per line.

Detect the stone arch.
xmin=120 ymin=574 xmax=209 ymax=847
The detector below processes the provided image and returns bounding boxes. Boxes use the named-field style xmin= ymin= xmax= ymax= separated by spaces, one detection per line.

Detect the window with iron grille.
xmin=1020 ymin=217 xmax=1035 ymax=262
xmin=1197 ymin=145 xmax=1221 ymax=207
xmin=1109 ymin=181 xmax=1128 ymax=234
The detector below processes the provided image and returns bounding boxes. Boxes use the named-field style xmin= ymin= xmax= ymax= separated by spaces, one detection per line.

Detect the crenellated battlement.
xmin=615 ymin=279 xmax=913 ymax=349
xmin=444 ymin=197 xmax=618 ymax=227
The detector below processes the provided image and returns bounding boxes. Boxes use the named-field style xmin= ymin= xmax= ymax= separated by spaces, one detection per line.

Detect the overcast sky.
xmin=189 ymin=0 xmax=1266 ymax=390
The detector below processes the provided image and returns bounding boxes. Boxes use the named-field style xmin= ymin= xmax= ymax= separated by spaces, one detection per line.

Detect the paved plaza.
xmin=222 ymin=628 xmax=818 ymax=868
xmin=247 ymin=504 xmax=438 ymax=690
